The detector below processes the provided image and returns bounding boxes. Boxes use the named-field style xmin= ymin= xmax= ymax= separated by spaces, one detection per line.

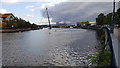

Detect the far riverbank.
xmin=0 ymin=28 xmax=42 ymax=33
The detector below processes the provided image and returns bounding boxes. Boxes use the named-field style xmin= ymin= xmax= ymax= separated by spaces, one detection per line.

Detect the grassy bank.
xmin=88 ymin=27 xmax=111 ymax=67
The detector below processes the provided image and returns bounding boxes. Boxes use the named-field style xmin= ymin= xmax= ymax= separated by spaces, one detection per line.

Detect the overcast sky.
xmin=41 ymin=2 xmax=116 ymax=24
xmin=0 ymin=0 xmax=119 ymax=25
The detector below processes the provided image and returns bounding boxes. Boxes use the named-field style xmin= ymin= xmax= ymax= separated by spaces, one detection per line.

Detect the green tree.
xmin=5 ymin=17 xmax=39 ymax=29
xmin=105 ymin=13 xmax=112 ymax=25
xmin=116 ymin=8 xmax=120 ymax=26
xmin=96 ymin=8 xmax=120 ymax=27
xmin=96 ymin=13 xmax=105 ymax=25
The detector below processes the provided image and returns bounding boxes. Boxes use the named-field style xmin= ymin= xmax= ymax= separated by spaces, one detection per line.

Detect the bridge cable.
xmin=39 ymin=10 xmax=47 ymax=24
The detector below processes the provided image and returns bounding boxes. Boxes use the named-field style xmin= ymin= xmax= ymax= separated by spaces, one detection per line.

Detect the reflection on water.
xmin=2 ymin=28 xmax=98 ymax=66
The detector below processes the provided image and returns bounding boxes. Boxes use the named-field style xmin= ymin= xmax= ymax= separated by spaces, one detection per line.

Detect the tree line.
xmin=96 ymin=8 xmax=120 ymax=27
xmin=2 ymin=17 xmax=39 ymax=29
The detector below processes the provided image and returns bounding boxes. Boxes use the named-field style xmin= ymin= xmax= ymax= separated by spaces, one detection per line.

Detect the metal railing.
xmin=103 ymin=27 xmax=117 ymax=68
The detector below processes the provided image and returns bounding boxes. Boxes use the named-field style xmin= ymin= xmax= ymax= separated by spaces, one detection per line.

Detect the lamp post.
xmin=111 ymin=0 xmax=115 ymax=33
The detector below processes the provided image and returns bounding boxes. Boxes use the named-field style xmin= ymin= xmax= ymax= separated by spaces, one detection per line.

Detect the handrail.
xmin=103 ymin=27 xmax=117 ymax=68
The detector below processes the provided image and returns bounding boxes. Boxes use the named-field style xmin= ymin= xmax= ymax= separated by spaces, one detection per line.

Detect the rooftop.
xmin=0 ymin=13 xmax=14 ymax=17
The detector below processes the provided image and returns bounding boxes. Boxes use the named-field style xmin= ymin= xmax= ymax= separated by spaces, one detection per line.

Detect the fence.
xmin=103 ymin=27 xmax=117 ymax=68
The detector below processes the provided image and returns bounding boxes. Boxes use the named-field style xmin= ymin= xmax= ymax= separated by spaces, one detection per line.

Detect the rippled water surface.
xmin=2 ymin=28 xmax=99 ymax=66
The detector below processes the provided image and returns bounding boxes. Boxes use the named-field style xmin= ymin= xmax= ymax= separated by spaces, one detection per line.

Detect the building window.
xmin=6 ymin=17 xmax=9 ymax=20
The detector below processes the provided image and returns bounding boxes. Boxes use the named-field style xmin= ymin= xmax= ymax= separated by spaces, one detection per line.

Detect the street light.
xmin=111 ymin=0 xmax=115 ymax=33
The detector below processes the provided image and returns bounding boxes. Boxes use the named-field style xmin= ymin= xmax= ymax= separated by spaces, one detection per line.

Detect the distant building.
xmin=77 ymin=21 xmax=91 ymax=26
xmin=89 ymin=22 xmax=96 ymax=26
xmin=56 ymin=22 xmax=68 ymax=28
xmin=0 ymin=13 xmax=15 ymax=23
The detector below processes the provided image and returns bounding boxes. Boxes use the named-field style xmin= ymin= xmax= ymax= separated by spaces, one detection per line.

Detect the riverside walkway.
xmin=111 ymin=28 xmax=120 ymax=67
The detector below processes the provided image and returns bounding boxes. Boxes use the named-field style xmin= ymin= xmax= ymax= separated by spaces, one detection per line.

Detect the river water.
xmin=2 ymin=28 xmax=99 ymax=66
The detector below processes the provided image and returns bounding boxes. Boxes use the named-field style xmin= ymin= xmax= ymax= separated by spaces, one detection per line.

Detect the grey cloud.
xmin=41 ymin=2 xmax=114 ymax=24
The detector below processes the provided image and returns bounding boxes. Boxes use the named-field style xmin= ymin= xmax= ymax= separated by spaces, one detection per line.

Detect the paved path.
xmin=111 ymin=28 xmax=120 ymax=67
xmin=111 ymin=34 xmax=119 ymax=67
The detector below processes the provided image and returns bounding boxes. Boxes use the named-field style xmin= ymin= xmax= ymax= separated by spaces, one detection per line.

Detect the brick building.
xmin=0 ymin=13 xmax=15 ymax=23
